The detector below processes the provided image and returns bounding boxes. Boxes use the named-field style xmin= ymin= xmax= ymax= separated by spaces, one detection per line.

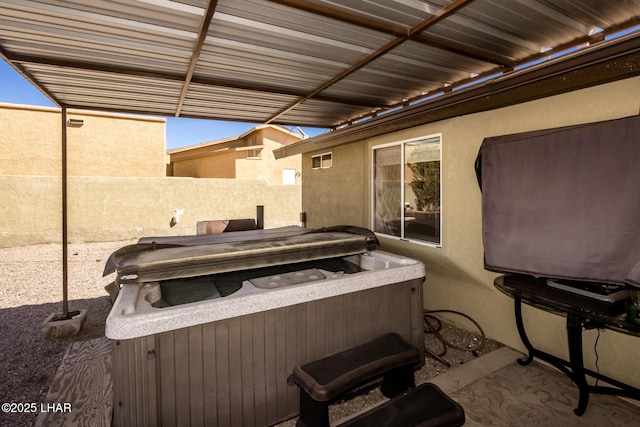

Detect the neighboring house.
xmin=167 ymin=125 xmax=302 ymax=185
xmin=0 ymin=102 xmax=166 ymax=177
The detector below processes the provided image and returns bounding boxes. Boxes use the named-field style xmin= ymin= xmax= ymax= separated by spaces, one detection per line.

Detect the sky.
xmin=0 ymin=59 xmax=327 ymax=150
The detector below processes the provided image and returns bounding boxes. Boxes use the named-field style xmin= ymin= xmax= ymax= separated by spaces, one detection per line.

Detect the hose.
xmin=423 ymin=309 xmax=487 ymax=367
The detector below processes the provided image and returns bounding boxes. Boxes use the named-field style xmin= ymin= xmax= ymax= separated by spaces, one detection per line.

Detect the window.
xmin=311 ymin=152 xmax=332 ymax=169
xmin=246 ymin=148 xmax=262 ymax=158
xmin=372 ymin=135 xmax=441 ymax=245
xmin=247 ymin=136 xmax=262 ymax=158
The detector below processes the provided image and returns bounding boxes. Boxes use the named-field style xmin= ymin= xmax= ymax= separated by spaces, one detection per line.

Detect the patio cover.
xmin=1 ymin=0 xmax=640 ymax=129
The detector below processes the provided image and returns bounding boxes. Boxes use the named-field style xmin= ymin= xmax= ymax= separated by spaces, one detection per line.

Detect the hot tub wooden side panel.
xmin=112 ymin=278 xmax=424 ymax=426
xmin=112 ymin=335 xmax=157 ymax=426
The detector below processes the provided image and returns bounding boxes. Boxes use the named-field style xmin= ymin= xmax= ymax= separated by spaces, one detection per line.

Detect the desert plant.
xmin=408 ymin=161 xmax=440 ymax=212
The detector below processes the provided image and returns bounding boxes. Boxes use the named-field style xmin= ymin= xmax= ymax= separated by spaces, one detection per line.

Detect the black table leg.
xmin=566 ymin=314 xmax=589 ymax=415
xmin=514 ymin=296 xmax=534 ymax=366
xmin=498 ymin=276 xmax=640 ymax=417
xmin=512 ymin=295 xmax=588 ymax=411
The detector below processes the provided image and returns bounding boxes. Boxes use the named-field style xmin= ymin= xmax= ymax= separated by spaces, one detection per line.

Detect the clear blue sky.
xmin=0 ymin=59 xmax=326 ymax=149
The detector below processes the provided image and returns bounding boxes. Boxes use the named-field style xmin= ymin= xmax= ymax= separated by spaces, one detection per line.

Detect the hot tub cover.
xmin=104 ymin=226 xmax=379 ymax=284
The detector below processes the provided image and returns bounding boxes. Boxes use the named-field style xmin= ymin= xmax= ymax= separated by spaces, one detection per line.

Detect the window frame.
xmin=246 ymin=136 xmax=262 ymax=159
xmin=311 ymin=152 xmax=333 ymax=169
xmin=371 ymin=134 xmax=442 ymax=247
xmin=246 ymin=148 xmax=263 ymax=159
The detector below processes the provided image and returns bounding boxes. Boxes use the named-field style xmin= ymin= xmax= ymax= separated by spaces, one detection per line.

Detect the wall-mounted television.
xmin=476 ymin=115 xmax=640 ymax=291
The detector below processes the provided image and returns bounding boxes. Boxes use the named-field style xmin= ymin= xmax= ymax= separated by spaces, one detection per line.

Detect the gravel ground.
xmin=0 ymin=240 xmax=134 ymax=427
xmin=0 ymin=241 xmax=502 ymax=427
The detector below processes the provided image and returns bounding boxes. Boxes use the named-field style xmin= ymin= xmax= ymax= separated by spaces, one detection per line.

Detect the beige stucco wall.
xmin=1 ymin=175 xmax=301 ymax=247
xmin=0 ymin=103 xmax=166 ymax=177
xmin=301 ymin=142 xmax=367 ymax=227
xmin=302 ymin=75 xmax=640 ymax=389
xmin=172 ymin=150 xmax=239 ymax=178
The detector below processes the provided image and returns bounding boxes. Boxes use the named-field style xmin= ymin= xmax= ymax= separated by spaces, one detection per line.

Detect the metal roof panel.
xmin=180 ymin=82 xmax=299 ymax=122
xmin=1 ymin=0 xmax=639 ymax=128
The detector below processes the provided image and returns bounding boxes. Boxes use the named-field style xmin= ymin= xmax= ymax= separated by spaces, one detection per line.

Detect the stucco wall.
xmin=0 ymin=103 xmax=166 ymax=177
xmin=302 ymin=76 xmax=640 ymax=388
xmin=1 ymin=176 xmax=301 ymax=248
xmin=301 ymin=142 xmax=367 ymax=227
xmin=172 ymin=150 xmax=239 ymax=178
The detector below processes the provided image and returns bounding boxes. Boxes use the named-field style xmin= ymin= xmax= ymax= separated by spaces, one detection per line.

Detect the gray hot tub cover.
xmin=104 ymin=225 xmax=379 ymax=283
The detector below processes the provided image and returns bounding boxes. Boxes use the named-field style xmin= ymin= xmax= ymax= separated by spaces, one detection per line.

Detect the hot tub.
xmin=106 ymin=226 xmax=425 ymax=426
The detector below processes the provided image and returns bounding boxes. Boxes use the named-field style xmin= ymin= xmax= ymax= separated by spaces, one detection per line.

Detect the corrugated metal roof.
xmin=1 ymin=0 xmax=639 ymax=128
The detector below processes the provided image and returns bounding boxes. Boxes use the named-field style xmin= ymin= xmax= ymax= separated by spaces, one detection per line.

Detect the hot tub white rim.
xmin=105 ymin=250 xmax=425 ymax=340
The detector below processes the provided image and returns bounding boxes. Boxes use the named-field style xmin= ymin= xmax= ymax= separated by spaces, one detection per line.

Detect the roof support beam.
xmin=5 ymin=52 xmax=186 ymax=81
xmin=0 ymin=46 xmax=61 ymax=107
xmin=265 ymin=0 xmax=477 ymax=124
xmin=414 ymin=33 xmax=513 ymax=67
xmin=5 ymin=52 xmax=381 ymax=110
xmin=274 ymin=33 xmax=640 ymax=159
xmin=331 ymin=15 xmax=640 ymax=128
xmin=268 ymin=0 xmax=407 ymax=36
xmin=268 ymin=0 xmax=507 ymax=66
xmin=174 ymin=0 xmax=219 ymax=117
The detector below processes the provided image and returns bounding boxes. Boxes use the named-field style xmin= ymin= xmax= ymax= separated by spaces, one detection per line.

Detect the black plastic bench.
xmin=339 ymin=382 xmax=465 ymax=427
xmin=290 ymin=332 xmax=421 ymax=427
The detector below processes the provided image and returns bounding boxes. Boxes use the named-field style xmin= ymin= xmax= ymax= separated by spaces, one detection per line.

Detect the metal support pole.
xmin=61 ymin=106 xmax=69 ymax=318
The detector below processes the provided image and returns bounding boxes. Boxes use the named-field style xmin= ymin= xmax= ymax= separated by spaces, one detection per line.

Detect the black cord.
xmin=594 ymin=328 xmax=602 ymax=387
xmin=423 ymin=309 xmax=487 ymax=366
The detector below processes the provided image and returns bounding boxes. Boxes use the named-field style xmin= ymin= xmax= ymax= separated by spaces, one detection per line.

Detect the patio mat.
xmin=445 ymin=352 xmax=640 ymax=426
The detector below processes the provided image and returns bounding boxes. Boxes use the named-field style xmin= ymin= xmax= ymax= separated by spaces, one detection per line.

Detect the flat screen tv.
xmin=476 ymin=115 xmax=640 ymax=290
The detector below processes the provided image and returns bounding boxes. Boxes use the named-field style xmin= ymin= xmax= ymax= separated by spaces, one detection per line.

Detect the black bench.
xmin=339 ymin=383 xmax=465 ymax=427
xmin=290 ymin=332 xmax=420 ymax=427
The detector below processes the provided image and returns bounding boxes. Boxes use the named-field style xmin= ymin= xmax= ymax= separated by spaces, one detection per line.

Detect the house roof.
xmin=2 ymin=0 xmax=639 ymax=132
xmin=167 ymin=124 xmax=301 ymax=156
